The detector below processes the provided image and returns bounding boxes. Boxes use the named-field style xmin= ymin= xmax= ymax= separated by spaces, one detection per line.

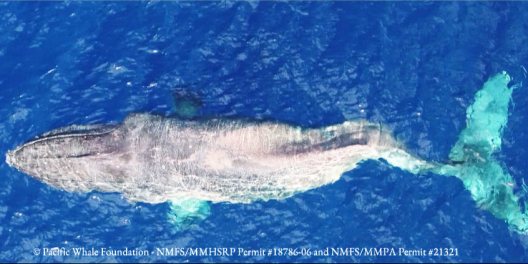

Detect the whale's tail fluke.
xmin=381 ymin=71 xmax=526 ymax=232
xmin=420 ymin=72 xmax=526 ymax=232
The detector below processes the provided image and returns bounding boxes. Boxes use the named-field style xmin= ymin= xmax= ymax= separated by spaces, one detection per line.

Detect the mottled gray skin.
xmin=6 ymin=113 xmax=428 ymax=204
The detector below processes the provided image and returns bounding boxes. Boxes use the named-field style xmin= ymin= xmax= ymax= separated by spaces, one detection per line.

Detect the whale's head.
xmin=6 ymin=124 xmax=128 ymax=192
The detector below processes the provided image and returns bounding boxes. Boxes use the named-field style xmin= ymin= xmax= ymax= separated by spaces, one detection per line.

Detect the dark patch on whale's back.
xmin=277 ymin=132 xmax=369 ymax=155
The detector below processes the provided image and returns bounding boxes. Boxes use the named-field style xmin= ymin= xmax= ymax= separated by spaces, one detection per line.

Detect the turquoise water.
xmin=1 ymin=1 xmax=528 ymax=262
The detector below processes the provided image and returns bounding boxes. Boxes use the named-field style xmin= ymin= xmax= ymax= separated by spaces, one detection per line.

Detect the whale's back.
xmin=7 ymin=112 xmax=408 ymax=204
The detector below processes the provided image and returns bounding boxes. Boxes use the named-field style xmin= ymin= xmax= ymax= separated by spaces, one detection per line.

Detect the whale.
xmin=6 ymin=72 xmax=528 ymax=232
xmin=6 ymin=114 xmax=427 ymax=204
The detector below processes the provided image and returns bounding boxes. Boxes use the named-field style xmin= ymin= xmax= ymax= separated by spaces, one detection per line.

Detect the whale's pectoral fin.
xmin=171 ymin=84 xmax=203 ymax=119
xmin=167 ymin=198 xmax=211 ymax=229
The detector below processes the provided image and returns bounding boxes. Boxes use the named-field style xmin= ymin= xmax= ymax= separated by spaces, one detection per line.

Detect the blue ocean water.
xmin=1 ymin=1 xmax=528 ymax=262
